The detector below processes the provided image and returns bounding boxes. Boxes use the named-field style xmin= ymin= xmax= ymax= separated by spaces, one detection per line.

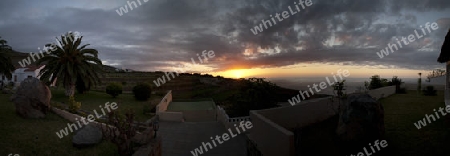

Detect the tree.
xmin=368 ymin=75 xmax=383 ymax=90
xmin=226 ymin=78 xmax=279 ymax=117
xmin=37 ymin=32 xmax=103 ymax=96
xmin=0 ymin=36 xmax=15 ymax=80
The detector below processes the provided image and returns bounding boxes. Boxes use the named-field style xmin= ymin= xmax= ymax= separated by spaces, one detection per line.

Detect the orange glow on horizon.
xmin=209 ymin=63 xmax=435 ymax=79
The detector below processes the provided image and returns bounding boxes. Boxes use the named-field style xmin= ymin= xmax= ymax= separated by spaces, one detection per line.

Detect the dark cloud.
xmin=0 ymin=0 xmax=449 ymax=73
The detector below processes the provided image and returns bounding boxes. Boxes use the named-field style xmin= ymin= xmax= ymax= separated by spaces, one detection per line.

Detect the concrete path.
xmin=158 ymin=121 xmax=247 ymax=156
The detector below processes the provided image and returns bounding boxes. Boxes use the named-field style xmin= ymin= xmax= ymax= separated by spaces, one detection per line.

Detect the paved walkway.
xmin=158 ymin=122 xmax=247 ymax=156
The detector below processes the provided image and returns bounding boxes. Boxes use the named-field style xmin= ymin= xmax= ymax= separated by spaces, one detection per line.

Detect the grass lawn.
xmin=381 ymin=90 xmax=450 ymax=155
xmin=0 ymin=93 xmax=118 ymax=156
xmin=296 ymin=90 xmax=450 ymax=156
xmin=50 ymin=87 xmax=162 ymax=122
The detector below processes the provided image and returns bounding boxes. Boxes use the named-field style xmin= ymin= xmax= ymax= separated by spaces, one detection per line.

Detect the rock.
xmin=73 ymin=124 xmax=103 ymax=148
xmin=10 ymin=77 xmax=51 ymax=118
xmin=336 ymin=94 xmax=385 ymax=145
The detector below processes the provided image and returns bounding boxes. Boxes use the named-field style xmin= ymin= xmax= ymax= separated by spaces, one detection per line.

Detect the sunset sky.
xmin=1 ymin=0 xmax=450 ymax=79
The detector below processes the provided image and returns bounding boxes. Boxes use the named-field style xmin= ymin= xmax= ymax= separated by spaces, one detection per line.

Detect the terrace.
xmin=247 ymin=86 xmax=450 ymax=155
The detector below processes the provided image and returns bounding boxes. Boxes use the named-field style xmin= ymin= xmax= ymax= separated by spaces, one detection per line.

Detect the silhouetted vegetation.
xmin=225 ymin=78 xmax=280 ymax=117
xmin=0 ymin=36 xmax=15 ymax=80
xmin=106 ymin=83 xmax=123 ymax=98
xmin=132 ymin=83 xmax=152 ymax=101
xmin=367 ymin=75 xmax=405 ymax=93
xmin=37 ymin=32 xmax=103 ymax=97
xmin=423 ymin=86 xmax=437 ymax=96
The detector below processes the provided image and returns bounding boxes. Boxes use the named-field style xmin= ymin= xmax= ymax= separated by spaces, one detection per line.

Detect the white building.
xmin=424 ymin=75 xmax=445 ymax=85
xmin=0 ymin=65 xmax=45 ymax=87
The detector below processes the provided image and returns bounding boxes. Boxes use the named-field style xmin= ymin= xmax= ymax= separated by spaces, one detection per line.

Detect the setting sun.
xmin=233 ymin=69 xmax=244 ymax=78
xmin=214 ymin=69 xmax=253 ymax=78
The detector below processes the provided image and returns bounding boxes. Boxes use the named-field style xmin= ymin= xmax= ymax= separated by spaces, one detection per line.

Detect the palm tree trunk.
xmin=65 ymin=84 xmax=75 ymax=96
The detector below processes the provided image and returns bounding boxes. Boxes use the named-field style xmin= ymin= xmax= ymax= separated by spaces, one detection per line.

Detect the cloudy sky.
xmin=1 ymin=0 xmax=449 ymax=79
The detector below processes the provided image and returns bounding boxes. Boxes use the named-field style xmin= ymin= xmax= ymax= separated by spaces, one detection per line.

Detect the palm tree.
xmin=37 ymin=32 xmax=103 ymax=96
xmin=0 ymin=36 xmax=15 ymax=80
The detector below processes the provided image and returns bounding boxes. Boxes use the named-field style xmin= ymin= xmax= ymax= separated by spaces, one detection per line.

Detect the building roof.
xmin=23 ymin=65 xmax=45 ymax=72
xmin=437 ymin=29 xmax=450 ymax=63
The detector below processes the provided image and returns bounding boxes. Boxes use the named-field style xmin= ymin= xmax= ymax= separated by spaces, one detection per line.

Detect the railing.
xmin=217 ymin=106 xmax=250 ymax=128
xmin=228 ymin=116 xmax=251 ymax=123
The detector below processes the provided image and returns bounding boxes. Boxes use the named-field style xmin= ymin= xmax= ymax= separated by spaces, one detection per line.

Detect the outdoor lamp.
xmin=153 ymin=120 xmax=159 ymax=138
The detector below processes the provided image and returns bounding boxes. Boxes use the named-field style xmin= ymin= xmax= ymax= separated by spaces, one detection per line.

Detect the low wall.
xmin=403 ymin=83 xmax=445 ymax=91
xmin=249 ymin=111 xmax=294 ymax=156
xmin=247 ymin=86 xmax=398 ymax=156
xmin=257 ymin=97 xmax=338 ymax=130
xmin=158 ymin=111 xmax=184 ymax=122
xmin=182 ymin=110 xmax=216 ymax=122
xmin=368 ymin=86 xmax=396 ymax=100
xmin=156 ymin=90 xmax=172 ymax=113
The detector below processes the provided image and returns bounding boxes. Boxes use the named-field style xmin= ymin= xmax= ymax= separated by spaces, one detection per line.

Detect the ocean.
xmin=269 ymin=77 xmax=422 ymax=95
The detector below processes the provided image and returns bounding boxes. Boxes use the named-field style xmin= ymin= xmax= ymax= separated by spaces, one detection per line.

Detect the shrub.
xmin=423 ymin=86 xmax=437 ymax=96
xmin=106 ymin=83 xmax=123 ymax=98
xmin=332 ymin=80 xmax=346 ymax=97
xmin=132 ymin=83 xmax=152 ymax=101
xmin=101 ymin=110 xmax=138 ymax=156
xmin=397 ymin=87 xmax=407 ymax=94
xmin=68 ymin=96 xmax=81 ymax=113
xmin=368 ymin=75 xmax=383 ymax=90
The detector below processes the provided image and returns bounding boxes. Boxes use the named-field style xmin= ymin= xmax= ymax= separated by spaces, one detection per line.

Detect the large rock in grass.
xmin=11 ymin=77 xmax=51 ymax=118
xmin=73 ymin=124 xmax=103 ymax=148
xmin=336 ymin=94 xmax=385 ymax=144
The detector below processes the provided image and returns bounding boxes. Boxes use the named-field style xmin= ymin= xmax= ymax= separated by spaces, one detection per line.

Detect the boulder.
xmin=336 ymin=94 xmax=385 ymax=145
xmin=73 ymin=124 xmax=103 ymax=148
xmin=10 ymin=77 xmax=51 ymax=118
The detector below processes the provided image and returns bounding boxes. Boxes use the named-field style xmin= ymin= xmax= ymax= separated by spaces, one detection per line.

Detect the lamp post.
xmin=152 ymin=119 xmax=159 ymax=138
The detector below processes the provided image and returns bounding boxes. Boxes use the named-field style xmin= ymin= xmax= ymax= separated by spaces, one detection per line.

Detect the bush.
xmin=397 ymin=87 xmax=407 ymax=94
xmin=423 ymin=86 xmax=437 ymax=96
xmin=68 ymin=96 xmax=81 ymax=113
xmin=106 ymin=83 xmax=123 ymax=98
xmin=133 ymin=83 xmax=152 ymax=101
